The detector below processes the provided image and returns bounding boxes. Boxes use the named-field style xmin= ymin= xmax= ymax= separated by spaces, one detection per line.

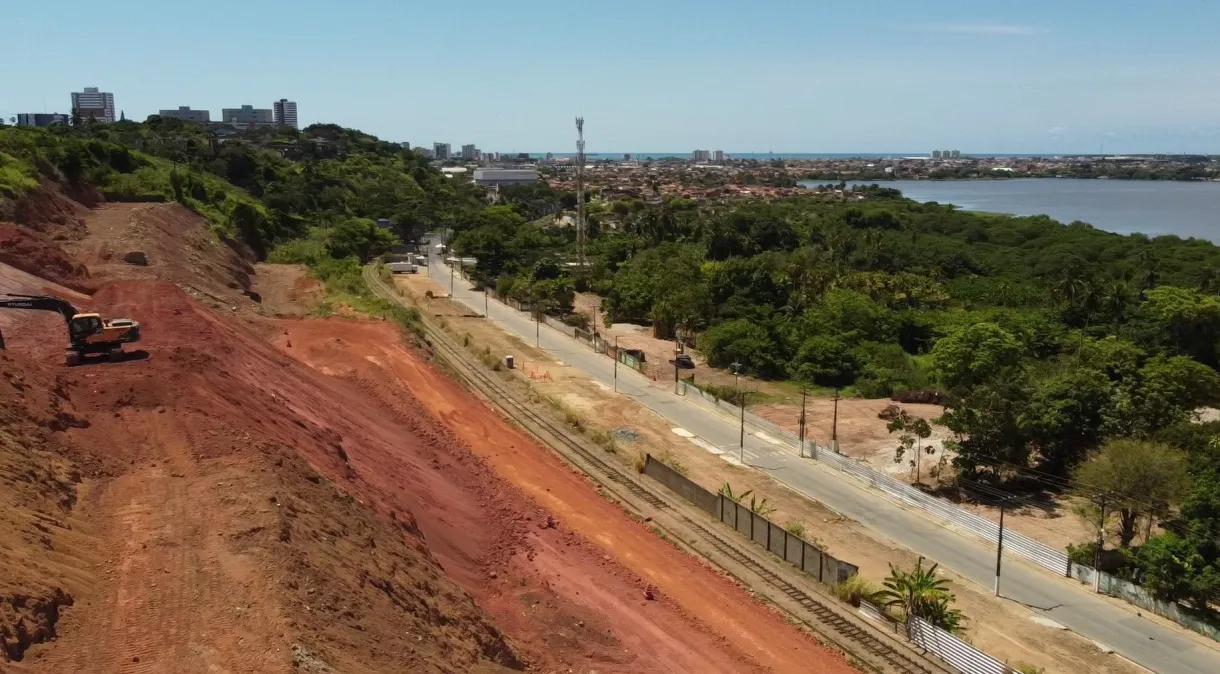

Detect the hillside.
xmin=0 ymin=122 xmax=854 ymax=672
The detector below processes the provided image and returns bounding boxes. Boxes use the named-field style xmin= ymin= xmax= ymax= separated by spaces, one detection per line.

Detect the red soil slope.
xmin=275 ymin=317 xmax=859 ymax=674
xmin=1 ymin=282 xmax=522 ymax=673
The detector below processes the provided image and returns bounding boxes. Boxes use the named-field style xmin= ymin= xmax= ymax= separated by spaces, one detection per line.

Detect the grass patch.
xmin=784 ymin=521 xmax=806 ymax=538
xmin=591 ymin=430 xmax=618 ymax=453
xmin=831 ymin=574 xmax=880 ymax=607
xmin=656 ymin=449 xmax=688 ymax=476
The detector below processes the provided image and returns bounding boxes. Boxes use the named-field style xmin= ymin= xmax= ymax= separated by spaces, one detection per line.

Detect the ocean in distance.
xmin=800 ymin=178 xmax=1220 ymax=243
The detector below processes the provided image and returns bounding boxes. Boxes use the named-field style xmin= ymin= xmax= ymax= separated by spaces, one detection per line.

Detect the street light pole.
xmin=1094 ymin=494 xmax=1107 ymax=593
xmin=995 ymin=501 xmax=1007 ymax=596
xmin=831 ymin=388 xmax=841 ymax=453
xmin=731 ymin=362 xmax=744 ymax=463
xmin=613 ymin=335 xmax=619 ymax=392
xmin=798 ymin=387 xmax=807 ymax=458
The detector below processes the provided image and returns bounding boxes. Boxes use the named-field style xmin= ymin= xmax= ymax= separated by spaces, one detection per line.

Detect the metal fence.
xmin=676 ymin=382 xmax=1071 ymax=576
xmin=906 ymin=615 xmax=1008 ymax=674
xmin=641 ymin=454 xmax=720 ymax=515
xmin=644 ymin=455 xmax=1019 ymax=673
xmin=642 ymin=455 xmax=858 ymax=584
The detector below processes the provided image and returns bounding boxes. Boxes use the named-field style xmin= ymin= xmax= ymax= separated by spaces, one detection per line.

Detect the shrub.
xmin=832 ymin=574 xmax=880 ymax=607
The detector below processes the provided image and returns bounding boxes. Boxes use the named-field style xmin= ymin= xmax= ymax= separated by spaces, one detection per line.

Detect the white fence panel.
xmin=907 ymin=616 xmax=1008 ymax=674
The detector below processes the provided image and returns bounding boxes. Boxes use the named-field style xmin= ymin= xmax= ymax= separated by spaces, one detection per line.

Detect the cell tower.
xmin=575 ymin=117 xmax=586 ymax=266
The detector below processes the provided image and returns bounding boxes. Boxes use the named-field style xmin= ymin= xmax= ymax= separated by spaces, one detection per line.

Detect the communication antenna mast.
xmin=575 ymin=117 xmax=586 ymax=266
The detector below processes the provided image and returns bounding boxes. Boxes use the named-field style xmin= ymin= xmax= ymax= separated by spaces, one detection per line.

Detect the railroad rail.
xmin=364 ymin=264 xmax=956 ymax=674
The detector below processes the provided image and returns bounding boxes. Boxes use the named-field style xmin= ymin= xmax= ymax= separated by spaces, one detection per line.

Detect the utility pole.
xmin=831 ymin=388 xmax=841 ymax=453
xmin=613 ymin=335 xmax=619 ymax=392
xmin=1094 ymin=495 xmax=1107 ymax=593
xmin=575 ymin=117 xmax=586 ymax=268
xmin=484 ymin=286 xmax=489 ymax=318
xmin=798 ymin=387 xmax=807 ymax=458
xmin=732 ymin=362 xmax=744 ymax=462
xmin=535 ymin=308 xmax=540 ymax=346
xmin=995 ymin=501 xmax=1007 ymax=596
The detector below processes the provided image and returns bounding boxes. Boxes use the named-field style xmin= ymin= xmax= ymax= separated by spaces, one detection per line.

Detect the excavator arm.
xmin=0 ymin=294 xmax=79 ymax=354
xmin=0 ymin=294 xmax=79 ymax=325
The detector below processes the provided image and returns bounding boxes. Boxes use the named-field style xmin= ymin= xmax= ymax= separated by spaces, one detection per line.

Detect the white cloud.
xmin=1048 ymin=126 xmax=1067 ymax=135
xmin=907 ymin=21 xmax=1041 ymax=36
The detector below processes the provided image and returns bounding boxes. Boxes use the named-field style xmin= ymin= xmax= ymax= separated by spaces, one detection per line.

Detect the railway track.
xmin=364 ymin=265 xmax=954 ymax=674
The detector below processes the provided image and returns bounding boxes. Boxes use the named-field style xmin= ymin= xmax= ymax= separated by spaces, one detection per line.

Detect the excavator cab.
xmin=69 ymin=314 xmax=104 ymax=341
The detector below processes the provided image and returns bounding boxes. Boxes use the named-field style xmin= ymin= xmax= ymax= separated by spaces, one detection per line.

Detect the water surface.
xmin=803 ymin=179 xmax=1220 ymax=242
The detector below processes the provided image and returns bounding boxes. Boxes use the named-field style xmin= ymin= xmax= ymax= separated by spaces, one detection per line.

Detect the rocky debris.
xmin=122 ymin=251 xmax=148 ymax=266
xmin=611 ymin=427 xmax=642 ymax=442
xmin=0 ymin=588 xmax=74 ymax=662
xmin=891 ymin=389 xmax=941 ymax=405
xmin=877 ymin=404 xmax=903 ymax=422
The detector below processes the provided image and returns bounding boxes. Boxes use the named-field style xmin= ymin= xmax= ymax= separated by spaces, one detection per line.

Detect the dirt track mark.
xmin=31 ymin=413 xmax=289 ymax=673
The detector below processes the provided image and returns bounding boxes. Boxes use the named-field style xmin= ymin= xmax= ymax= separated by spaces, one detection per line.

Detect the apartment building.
xmin=71 ymin=87 xmax=116 ymax=123
xmin=273 ymin=99 xmax=298 ymax=129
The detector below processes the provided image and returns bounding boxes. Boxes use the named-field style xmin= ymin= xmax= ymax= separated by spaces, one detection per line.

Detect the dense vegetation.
xmin=452 ymin=183 xmax=1220 ymax=611
xmin=0 ymin=117 xmax=482 ymax=259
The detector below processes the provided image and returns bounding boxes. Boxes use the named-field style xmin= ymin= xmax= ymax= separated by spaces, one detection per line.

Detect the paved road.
xmin=422 ymin=244 xmax=1220 ymax=674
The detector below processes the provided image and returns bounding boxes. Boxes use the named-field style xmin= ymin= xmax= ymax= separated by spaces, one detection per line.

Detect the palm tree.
xmin=1197 ymin=267 xmax=1220 ymax=295
xmin=1100 ymin=281 xmax=1135 ymax=337
xmin=875 ymin=558 xmax=964 ymax=633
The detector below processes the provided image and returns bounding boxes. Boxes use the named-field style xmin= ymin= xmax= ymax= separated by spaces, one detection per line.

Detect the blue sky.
xmin=6 ymin=0 xmax=1220 ymax=154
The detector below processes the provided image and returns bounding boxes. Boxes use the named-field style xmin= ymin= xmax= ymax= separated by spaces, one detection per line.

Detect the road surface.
xmin=422 ymin=242 xmax=1220 ymax=674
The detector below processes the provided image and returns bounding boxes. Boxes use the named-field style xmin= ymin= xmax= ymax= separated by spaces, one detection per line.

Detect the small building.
xmin=473 ymin=168 xmax=538 ymax=186
xmin=15 ymin=113 xmax=69 ymax=127
xmin=159 ymin=106 xmax=211 ymax=123
xmin=221 ymin=105 xmax=274 ymax=127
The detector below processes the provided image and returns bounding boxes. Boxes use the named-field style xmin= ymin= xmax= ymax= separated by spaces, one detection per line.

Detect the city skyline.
xmin=6 ymin=1 xmax=1220 ymax=153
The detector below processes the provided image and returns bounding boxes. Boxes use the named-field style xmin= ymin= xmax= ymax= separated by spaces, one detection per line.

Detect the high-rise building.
xmin=691 ymin=149 xmax=711 ymax=162
xmin=950 ymin=149 xmax=961 ymax=158
xmin=16 ymin=113 xmax=69 ymax=127
xmin=434 ymin=143 xmax=452 ymax=160
xmin=158 ymin=106 xmax=211 ymax=123
xmin=461 ymin=144 xmax=477 ymax=160
xmin=931 ymin=150 xmax=942 ymax=159
xmin=713 ymin=150 xmax=725 ymax=162
xmin=273 ymin=99 xmax=298 ymax=129
xmin=222 ymin=105 xmax=275 ymax=127
xmin=414 ymin=146 xmax=435 ymax=158
xmin=71 ymin=87 xmax=116 ymax=123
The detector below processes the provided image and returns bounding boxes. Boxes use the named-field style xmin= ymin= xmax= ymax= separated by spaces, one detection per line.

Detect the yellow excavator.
xmin=0 ymin=294 xmax=141 ymax=366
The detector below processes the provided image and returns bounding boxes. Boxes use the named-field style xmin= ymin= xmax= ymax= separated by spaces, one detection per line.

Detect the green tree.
xmin=875 ymin=559 xmax=964 ymax=633
xmin=940 ymin=373 xmax=1031 ymax=479
xmin=1072 ymin=439 xmax=1192 ymax=548
xmin=1021 ymin=367 xmax=1112 ymax=476
xmin=324 ymin=217 xmax=396 ymax=262
xmin=930 ymin=323 xmax=1022 ymax=392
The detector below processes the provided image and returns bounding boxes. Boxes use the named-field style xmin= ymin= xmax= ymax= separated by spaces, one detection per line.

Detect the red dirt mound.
xmin=4 ymin=182 xmax=95 ymax=238
xmin=65 ymin=203 xmax=257 ymax=310
xmin=1 ymin=281 xmax=524 ymax=672
xmin=0 ymin=226 xmax=95 ymax=294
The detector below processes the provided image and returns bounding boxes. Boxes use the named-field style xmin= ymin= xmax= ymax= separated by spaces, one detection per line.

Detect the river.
xmin=801 ymin=178 xmax=1220 ymax=242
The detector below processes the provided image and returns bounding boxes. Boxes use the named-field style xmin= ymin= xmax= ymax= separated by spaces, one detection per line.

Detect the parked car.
xmin=674 ymin=354 xmax=695 ymax=369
